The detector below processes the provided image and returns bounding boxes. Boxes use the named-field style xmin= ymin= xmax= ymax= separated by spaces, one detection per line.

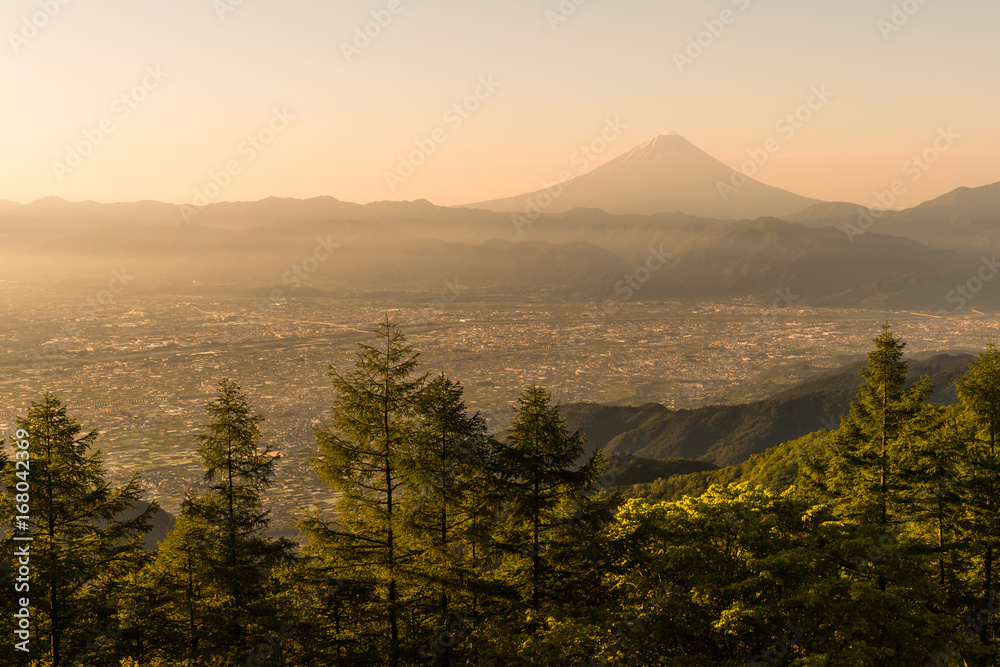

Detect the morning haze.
xmin=2 ymin=1 xmax=1000 ymax=665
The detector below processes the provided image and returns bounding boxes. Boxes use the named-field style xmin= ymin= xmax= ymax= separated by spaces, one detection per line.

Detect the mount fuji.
xmin=466 ymin=133 xmax=823 ymax=220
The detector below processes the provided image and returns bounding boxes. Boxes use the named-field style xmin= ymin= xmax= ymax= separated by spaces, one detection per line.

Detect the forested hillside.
xmin=3 ymin=323 xmax=1000 ymax=665
xmin=564 ymin=352 xmax=971 ymax=465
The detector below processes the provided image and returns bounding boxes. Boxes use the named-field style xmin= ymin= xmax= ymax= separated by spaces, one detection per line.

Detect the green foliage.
xmin=816 ymin=325 xmax=933 ymax=528
xmin=493 ymin=386 xmax=604 ymax=611
xmin=9 ymin=327 xmax=1000 ymax=666
xmin=595 ymin=484 xmax=956 ymax=665
xmin=604 ymin=456 xmax=717 ymax=487
xmin=303 ymin=319 xmax=427 ymax=666
xmin=562 ymin=353 xmax=970 ymax=466
xmin=956 ymin=343 xmax=1000 ymax=648
xmin=405 ymin=375 xmax=495 ymax=647
xmin=1 ymin=394 xmax=155 ymax=667
xmin=135 ymin=379 xmax=292 ymax=665
xmin=627 ymin=431 xmax=830 ymax=503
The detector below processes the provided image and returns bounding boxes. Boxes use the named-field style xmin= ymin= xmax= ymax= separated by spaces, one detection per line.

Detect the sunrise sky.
xmin=2 ymin=0 xmax=997 ymax=209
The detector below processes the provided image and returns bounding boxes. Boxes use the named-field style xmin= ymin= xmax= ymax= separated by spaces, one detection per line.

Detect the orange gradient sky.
xmin=2 ymin=0 xmax=998 ymax=209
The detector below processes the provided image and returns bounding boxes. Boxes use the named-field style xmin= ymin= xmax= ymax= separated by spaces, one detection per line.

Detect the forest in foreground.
xmin=2 ymin=322 xmax=1000 ymax=667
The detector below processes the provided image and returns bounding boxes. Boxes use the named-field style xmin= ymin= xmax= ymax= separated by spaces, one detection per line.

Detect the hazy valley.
xmin=3 ymin=133 xmax=999 ymax=530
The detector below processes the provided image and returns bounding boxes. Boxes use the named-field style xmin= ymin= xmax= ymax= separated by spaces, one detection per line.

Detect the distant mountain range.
xmin=787 ymin=181 xmax=1000 ymax=253
xmin=3 ymin=133 xmax=998 ymax=236
xmin=564 ymin=353 xmax=973 ymax=467
xmin=9 ymin=212 xmax=998 ymax=310
xmin=3 ymin=134 xmax=999 ymax=310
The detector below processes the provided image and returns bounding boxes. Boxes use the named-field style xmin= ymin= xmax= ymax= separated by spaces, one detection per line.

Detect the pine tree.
xmin=1 ymin=394 xmax=155 ymax=667
xmin=263 ymin=555 xmax=372 ymax=667
xmin=826 ymin=326 xmax=931 ymax=518
xmin=406 ymin=374 xmax=494 ymax=665
xmin=495 ymin=385 xmax=603 ymax=613
xmin=823 ymin=325 xmax=932 ymax=592
xmin=907 ymin=404 xmax=969 ymax=602
xmin=141 ymin=511 xmax=215 ymax=664
xmin=304 ymin=319 xmax=426 ymax=666
xmin=148 ymin=379 xmax=291 ymax=664
xmin=956 ymin=343 xmax=1000 ymax=645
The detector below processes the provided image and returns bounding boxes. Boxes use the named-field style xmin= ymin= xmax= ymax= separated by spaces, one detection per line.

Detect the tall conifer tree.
xmin=305 ymin=320 xmax=426 ymax=666
xmin=826 ymin=325 xmax=932 ymax=528
xmin=406 ymin=375 xmax=494 ymax=664
xmin=956 ymin=343 xmax=1000 ymax=644
xmin=2 ymin=395 xmax=154 ymax=667
xmin=148 ymin=379 xmax=290 ymax=664
xmin=496 ymin=385 xmax=603 ymax=612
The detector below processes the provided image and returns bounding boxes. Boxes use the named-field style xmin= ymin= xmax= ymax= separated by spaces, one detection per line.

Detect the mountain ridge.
xmin=563 ymin=352 xmax=974 ymax=467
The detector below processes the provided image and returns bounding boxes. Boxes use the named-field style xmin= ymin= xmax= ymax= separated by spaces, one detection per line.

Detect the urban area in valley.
xmin=0 ymin=286 xmax=994 ymax=535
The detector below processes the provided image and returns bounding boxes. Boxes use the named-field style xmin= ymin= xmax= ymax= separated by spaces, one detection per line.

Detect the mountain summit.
xmin=466 ymin=133 xmax=822 ymax=220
